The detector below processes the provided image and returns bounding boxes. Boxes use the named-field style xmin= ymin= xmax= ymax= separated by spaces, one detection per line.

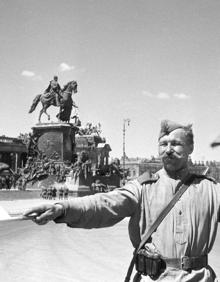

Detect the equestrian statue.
xmin=29 ymin=76 xmax=78 ymax=123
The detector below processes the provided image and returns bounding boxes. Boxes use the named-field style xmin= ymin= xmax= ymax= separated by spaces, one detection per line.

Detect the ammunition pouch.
xmin=135 ymin=250 xmax=208 ymax=279
xmin=135 ymin=249 xmax=165 ymax=279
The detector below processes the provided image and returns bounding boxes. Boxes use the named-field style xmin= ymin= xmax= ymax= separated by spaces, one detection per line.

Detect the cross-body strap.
xmin=124 ymin=173 xmax=195 ymax=282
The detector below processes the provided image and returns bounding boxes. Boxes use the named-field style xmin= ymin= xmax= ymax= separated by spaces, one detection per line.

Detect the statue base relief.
xmin=32 ymin=122 xmax=77 ymax=163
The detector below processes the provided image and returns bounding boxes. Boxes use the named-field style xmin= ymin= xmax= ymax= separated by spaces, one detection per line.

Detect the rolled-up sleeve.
xmin=55 ymin=180 xmax=141 ymax=228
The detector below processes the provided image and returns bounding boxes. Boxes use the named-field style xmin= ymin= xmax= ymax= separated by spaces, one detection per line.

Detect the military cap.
xmin=158 ymin=120 xmax=192 ymax=140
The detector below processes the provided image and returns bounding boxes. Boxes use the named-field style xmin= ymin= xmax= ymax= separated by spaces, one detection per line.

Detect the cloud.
xmin=59 ymin=62 xmax=75 ymax=72
xmin=21 ymin=70 xmax=35 ymax=77
xmin=157 ymin=92 xmax=170 ymax=99
xmin=143 ymin=90 xmax=189 ymax=100
xmin=142 ymin=90 xmax=170 ymax=99
xmin=173 ymin=93 xmax=190 ymax=99
xmin=21 ymin=70 xmax=42 ymax=81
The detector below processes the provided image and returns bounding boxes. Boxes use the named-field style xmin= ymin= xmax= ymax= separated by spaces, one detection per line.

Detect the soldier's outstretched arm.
xmin=23 ymin=203 xmax=64 ymax=225
xmin=23 ymin=180 xmax=141 ymax=228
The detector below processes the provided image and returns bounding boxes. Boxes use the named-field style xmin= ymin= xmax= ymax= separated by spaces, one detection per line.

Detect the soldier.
xmin=52 ymin=186 xmax=57 ymax=200
xmin=40 ymin=187 xmax=47 ymax=199
xmin=24 ymin=120 xmax=220 ymax=282
xmin=64 ymin=187 xmax=69 ymax=200
xmin=47 ymin=186 xmax=53 ymax=200
xmin=58 ymin=187 xmax=64 ymax=200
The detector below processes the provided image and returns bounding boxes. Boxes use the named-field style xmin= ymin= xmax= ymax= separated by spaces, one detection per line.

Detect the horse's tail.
xmin=29 ymin=94 xmax=41 ymax=113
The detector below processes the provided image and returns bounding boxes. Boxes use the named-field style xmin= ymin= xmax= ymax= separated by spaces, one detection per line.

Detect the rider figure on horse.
xmin=44 ymin=76 xmax=62 ymax=106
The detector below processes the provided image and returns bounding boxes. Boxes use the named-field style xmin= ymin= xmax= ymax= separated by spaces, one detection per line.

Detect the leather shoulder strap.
xmin=137 ymin=173 xmax=195 ymax=251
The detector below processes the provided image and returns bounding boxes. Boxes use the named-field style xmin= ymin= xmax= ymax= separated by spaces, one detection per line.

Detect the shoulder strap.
xmin=194 ymin=174 xmax=217 ymax=184
xmin=124 ymin=173 xmax=195 ymax=282
xmin=137 ymin=171 xmax=159 ymax=185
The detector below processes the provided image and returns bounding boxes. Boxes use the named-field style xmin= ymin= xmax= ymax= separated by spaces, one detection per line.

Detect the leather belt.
xmin=163 ymin=255 xmax=208 ymax=271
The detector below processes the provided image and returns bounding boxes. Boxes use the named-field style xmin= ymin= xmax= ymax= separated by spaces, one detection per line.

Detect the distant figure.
xmin=47 ymin=186 xmax=53 ymax=200
xmin=64 ymin=187 xmax=69 ymax=200
xmin=91 ymin=179 xmax=107 ymax=193
xmin=41 ymin=187 xmax=47 ymax=199
xmin=1 ymin=176 xmax=6 ymax=189
xmin=58 ymin=187 xmax=64 ymax=200
xmin=5 ymin=176 xmax=10 ymax=190
xmin=52 ymin=186 xmax=57 ymax=200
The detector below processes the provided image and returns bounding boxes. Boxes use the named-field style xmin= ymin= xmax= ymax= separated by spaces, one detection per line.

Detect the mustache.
xmin=161 ymin=153 xmax=177 ymax=160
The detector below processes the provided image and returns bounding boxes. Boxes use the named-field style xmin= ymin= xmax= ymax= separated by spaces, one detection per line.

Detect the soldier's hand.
xmin=23 ymin=203 xmax=64 ymax=225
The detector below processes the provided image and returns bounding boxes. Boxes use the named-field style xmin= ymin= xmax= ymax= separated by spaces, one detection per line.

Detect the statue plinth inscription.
xmin=32 ymin=123 xmax=77 ymax=162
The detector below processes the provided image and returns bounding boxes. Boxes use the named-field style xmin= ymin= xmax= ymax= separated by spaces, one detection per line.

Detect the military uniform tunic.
xmin=55 ymin=169 xmax=220 ymax=281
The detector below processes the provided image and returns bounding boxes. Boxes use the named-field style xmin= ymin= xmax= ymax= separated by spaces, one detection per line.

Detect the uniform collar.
xmin=158 ymin=167 xmax=190 ymax=181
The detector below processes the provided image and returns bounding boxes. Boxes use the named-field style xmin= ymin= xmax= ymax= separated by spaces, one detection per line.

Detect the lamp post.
xmin=122 ymin=118 xmax=130 ymax=185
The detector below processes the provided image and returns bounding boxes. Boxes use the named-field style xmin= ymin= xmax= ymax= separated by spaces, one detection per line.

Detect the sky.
xmin=1 ymin=0 xmax=220 ymax=161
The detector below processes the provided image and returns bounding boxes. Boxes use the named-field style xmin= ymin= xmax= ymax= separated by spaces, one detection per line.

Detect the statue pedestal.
xmin=32 ymin=123 xmax=77 ymax=162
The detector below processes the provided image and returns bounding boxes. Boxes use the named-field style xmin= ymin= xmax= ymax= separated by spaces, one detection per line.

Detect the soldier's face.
xmin=158 ymin=128 xmax=193 ymax=172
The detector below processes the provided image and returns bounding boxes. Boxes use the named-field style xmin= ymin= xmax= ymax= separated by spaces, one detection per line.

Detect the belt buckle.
xmin=181 ymin=256 xmax=191 ymax=271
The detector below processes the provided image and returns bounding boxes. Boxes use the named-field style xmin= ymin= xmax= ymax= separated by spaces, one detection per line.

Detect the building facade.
xmin=122 ymin=156 xmax=220 ymax=182
xmin=0 ymin=136 xmax=27 ymax=172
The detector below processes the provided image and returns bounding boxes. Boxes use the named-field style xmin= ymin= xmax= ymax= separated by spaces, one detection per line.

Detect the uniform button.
xmin=179 ymin=211 xmax=182 ymax=215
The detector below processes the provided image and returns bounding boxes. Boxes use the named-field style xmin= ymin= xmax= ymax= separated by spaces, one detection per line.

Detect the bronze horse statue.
xmin=29 ymin=80 xmax=78 ymax=123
